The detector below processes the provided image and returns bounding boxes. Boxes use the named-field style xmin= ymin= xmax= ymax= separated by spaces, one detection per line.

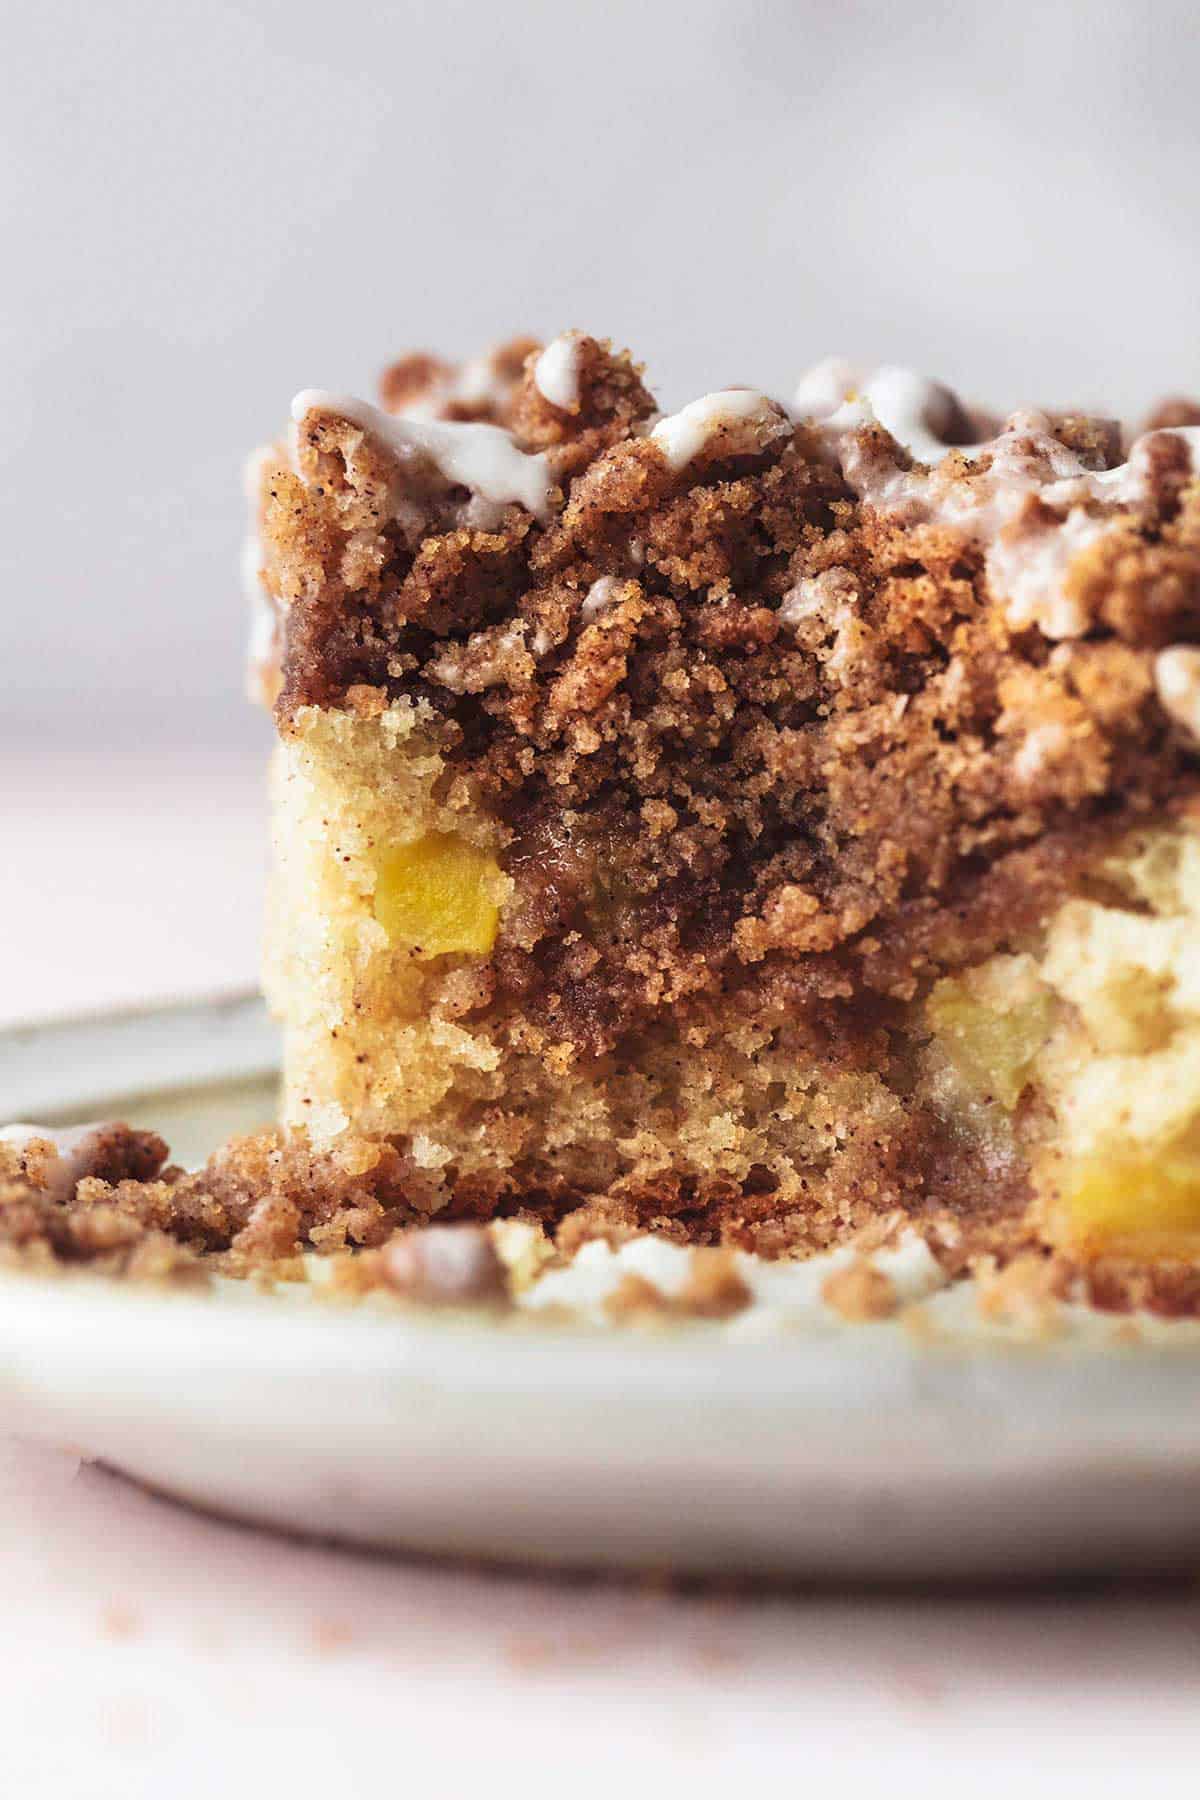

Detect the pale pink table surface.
xmin=2 ymin=750 xmax=1200 ymax=1797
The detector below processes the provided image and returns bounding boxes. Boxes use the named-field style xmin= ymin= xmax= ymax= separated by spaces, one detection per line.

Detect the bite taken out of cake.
xmin=246 ymin=332 xmax=1200 ymax=1307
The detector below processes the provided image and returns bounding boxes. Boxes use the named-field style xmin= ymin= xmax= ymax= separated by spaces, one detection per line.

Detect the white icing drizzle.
xmin=241 ymin=445 xmax=279 ymax=695
xmin=425 ymin=619 xmax=533 ymax=694
xmin=777 ymin=569 xmax=868 ymax=681
xmin=797 ymin=361 xmax=1200 ymax=641
xmin=791 ymin=355 xmax=859 ymax=421
xmin=291 ymin=390 xmax=554 ymax=521
xmin=451 ymin=351 xmax=513 ymax=413
xmin=794 ymin=359 xmax=980 ymax=466
xmin=1155 ymin=644 xmax=1200 ymax=738
xmin=241 ymin=442 xmax=275 ymax=502
xmin=650 ymin=389 xmax=788 ymax=472
xmin=0 ymin=1122 xmax=117 ymax=1203
xmin=534 ymin=332 xmax=584 ymax=412
xmin=964 ymin=421 xmax=1194 ymax=638
xmin=858 ymin=366 xmax=978 ymax=466
xmin=581 ymin=575 xmax=622 ymax=620
xmin=277 ymin=355 xmax=1199 ymax=672
xmin=778 ymin=567 xmax=858 ymax=630
xmin=849 ymin=410 xmax=1106 ymax=641
xmin=243 ymin=536 xmax=276 ymax=665
xmin=1011 ymin=720 xmax=1074 ymax=784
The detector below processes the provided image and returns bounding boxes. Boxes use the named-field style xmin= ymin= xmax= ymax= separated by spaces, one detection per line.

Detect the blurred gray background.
xmin=4 ymin=0 xmax=1198 ymax=753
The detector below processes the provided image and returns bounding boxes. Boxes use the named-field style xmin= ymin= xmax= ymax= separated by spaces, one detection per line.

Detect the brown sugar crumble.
xmin=0 ymin=1125 xmax=427 ymax=1287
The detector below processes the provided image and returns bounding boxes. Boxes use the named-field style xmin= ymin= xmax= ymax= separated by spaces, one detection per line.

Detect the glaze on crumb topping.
xmin=258 ymin=337 xmax=1200 ymax=1060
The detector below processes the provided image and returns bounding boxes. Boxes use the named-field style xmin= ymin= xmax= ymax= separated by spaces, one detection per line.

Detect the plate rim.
xmin=6 ymin=992 xmax=1200 ymax=1576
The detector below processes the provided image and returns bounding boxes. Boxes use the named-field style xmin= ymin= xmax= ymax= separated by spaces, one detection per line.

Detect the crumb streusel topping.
xmin=254 ymin=335 xmax=1200 ymax=1061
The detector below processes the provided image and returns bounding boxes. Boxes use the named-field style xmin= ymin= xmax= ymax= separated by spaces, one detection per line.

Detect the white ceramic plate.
xmin=3 ymin=993 xmax=1200 ymax=1580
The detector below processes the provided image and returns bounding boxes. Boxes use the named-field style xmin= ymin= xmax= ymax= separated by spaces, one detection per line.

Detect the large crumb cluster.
xmin=0 ymin=1126 xmax=390 ymax=1277
xmin=0 ymin=1125 xmax=504 ymax=1289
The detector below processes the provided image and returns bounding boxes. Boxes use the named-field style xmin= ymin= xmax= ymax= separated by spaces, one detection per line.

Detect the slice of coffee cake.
xmin=248 ymin=333 xmax=1200 ymax=1296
